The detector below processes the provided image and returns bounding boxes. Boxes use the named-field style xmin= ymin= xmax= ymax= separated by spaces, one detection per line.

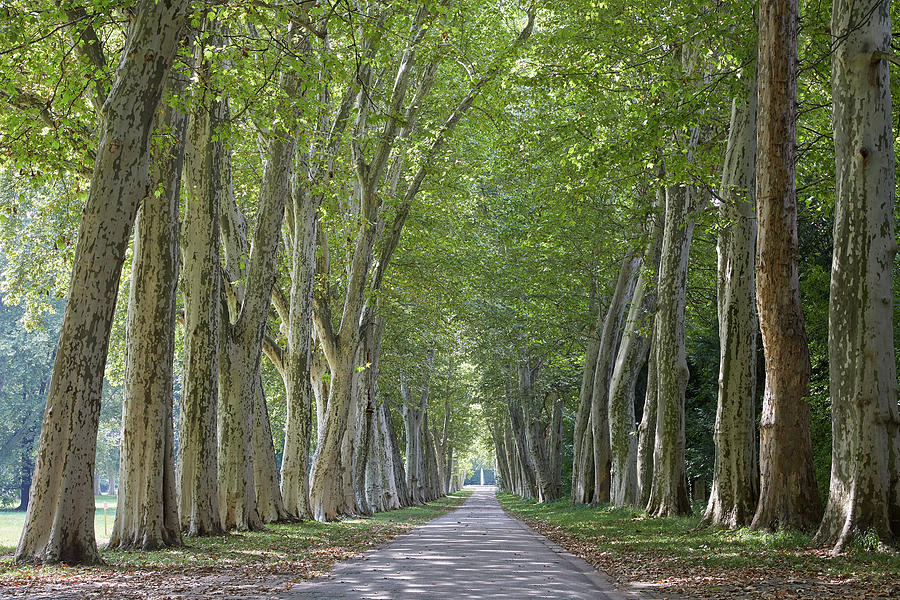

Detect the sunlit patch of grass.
xmin=0 ymin=494 xmax=119 ymax=554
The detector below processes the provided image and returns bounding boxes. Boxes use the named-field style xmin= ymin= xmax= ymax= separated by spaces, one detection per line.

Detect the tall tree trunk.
xmin=308 ymin=346 xmax=357 ymax=520
xmin=548 ymin=395 xmax=563 ymax=495
xmin=526 ymin=417 xmax=559 ymax=502
xmin=178 ymin=39 xmax=225 ymax=537
xmin=217 ymin=19 xmax=305 ymax=529
xmin=402 ymin=375 xmax=427 ymax=505
xmin=505 ymin=424 xmax=523 ymax=495
xmin=702 ymin=89 xmax=760 ymax=529
xmin=106 ymin=463 xmax=117 ymax=496
xmin=375 ymin=401 xmax=400 ymax=510
xmin=572 ymin=312 xmax=601 ymax=504
xmin=384 ymin=401 xmax=410 ymax=506
xmin=109 ymin=82 xmax=186 ymax=550
xmin=492 ymin=423 xmax=512 ymax=492
xmin=751 ymin=0 xmax=822 ymax=531
xmin=352 ymin=360 xmax=374 ymax=515
xmin=507 ymin=400 xmax=538 ymax=498
xmin=646 ymin=182 xmax=695 ymax=518
xmin=280 ymin=16 xmax=318 ymax=522
xmin=592 ymin=256 xmax=641 ymax=504
xmin=812 ymin=0 xmax=899 ymax=552
xmin=637 ymin=332 xmax=658 ymax=507
xmin=518 ymin=358 xmax=558 ymax=502
xmin=610 ymin=208 xmax=662 ymax=508
xmin=18 ymin=429 xmax=34 ymax=512
xmin=423 ymin=417 xmax=441 ymax=501
xmin=445 ymin=446 xmax=454 ymax=494
xmin=15 ymin=0 xmax=188 ymax=565
xmin=365 ymin=399 xmax=385 ymax=513
xmin=253 ymin=375 xmax=291 ymax=523
xmin=434 ymin=399 xmax=451 ymax=494
xmin=280 ymin=184 xmax=316 ymax=520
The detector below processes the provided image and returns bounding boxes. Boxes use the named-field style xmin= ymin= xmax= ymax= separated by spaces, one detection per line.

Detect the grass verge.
xmin=0 ymin=490 xmax=471 ymax=598
xmin=498 ymin=493 xmax=900 ymax=600
xmin=0 ymin=495 xmax=119 ymax=553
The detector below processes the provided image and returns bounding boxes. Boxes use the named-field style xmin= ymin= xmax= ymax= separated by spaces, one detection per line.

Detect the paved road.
xmin=285 ymin=485 xmax=630 ymax=599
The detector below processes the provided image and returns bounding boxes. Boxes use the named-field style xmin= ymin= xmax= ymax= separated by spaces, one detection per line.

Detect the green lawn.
xmin=0 ymin=489 xmax=472 ymax=593
xmin=498 ymin=493 xmax=900 ymax=600
xmin=0 ymin=495 xmax=118 ymax=553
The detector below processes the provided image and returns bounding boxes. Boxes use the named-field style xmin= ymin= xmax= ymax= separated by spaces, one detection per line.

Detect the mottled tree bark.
xmin=609 ymin=208 xmax=662 ymax=508
xmin=402 ymin=369 xmax=429 ymax=505
xmin=492 ymin=422 xmax=512 ymax=491
xmin=548 ymin=395 xmax=563 ymax=496
xmin=178 ymin=38 xmax=225 ymax=537
xmin=109 ymin=79 xmax=186 ymax=551
xmin=703 ymin=89 xmax=760 ymax=529
xmin=508 ymin=397 xmax=538 ymax=499
xmin=253 ymin=375 xmax=291 ymax=523
xmin=592 ymin=256 xmax=640 ymax=504
xmin=571 ymin=313 xmax=600 ymax=504
xmin=752 ymin=0 xmax=822 ymax=531
xmin=812 ymin=0 xmax=899 ymax=552
xmin=15 ymin=0 xmax=188 ymax=565
xmin=384 ymin=401 xmax=410 ymax=507
xmin=646 ymin=182 xmax=695 ymax=518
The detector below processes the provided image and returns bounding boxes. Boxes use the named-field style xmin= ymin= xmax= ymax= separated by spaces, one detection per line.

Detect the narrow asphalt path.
xmin=285 ymin=485 xmax=631 ymax=599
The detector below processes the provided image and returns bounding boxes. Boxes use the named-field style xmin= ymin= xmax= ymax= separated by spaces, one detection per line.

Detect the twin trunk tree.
xmin=572 ymin=255 xmax=639 ymax=505
xmin=609 ymin=202 xmax=663 ymax=508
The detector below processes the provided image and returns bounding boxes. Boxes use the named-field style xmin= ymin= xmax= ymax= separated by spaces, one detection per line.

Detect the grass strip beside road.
xmin=497 ymin=492 xmax=900 ymax=600
xmin=0 ymin=495 xmax=119 ymax=553
xmin=0 ymin=489 xmax=471 ymax=596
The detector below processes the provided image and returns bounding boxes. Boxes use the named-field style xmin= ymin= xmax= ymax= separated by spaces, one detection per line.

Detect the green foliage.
xmin=0 ymin=286 xmax=60 ymax=507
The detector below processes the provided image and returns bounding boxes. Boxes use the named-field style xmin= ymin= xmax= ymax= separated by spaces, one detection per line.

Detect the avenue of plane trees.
xmin=0 ymin=0 xmax=896 ymax=567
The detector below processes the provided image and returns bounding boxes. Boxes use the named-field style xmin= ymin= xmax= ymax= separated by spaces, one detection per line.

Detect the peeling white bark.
xmin=109 ymin=79 xmax=186 ymax=551
xmin=813 ymin=0 xmax=900 ymax=552
xmin=703 ymin=89 xmax=760 ymax=529
xmin=178 ymin=39 xmax=225 ymax=537
xmin=646 ymin=182 xmax=696 ymax=518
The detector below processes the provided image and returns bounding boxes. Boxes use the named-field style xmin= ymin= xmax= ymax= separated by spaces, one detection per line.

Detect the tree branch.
xmin=262 ymin=334 xmax=285 ymax=375
xmin=872 ymin=50 xmax=900 ymax=67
